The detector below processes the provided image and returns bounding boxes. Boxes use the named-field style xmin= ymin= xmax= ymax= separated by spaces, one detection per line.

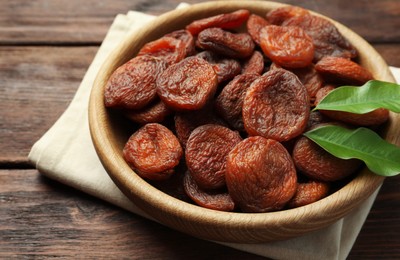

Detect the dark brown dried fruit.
xmin=164 ymin=29 xmax=196 ymax=57
xmin=137 ymin=36 xmax=186 ymax=65
xmin=123 ymin=123 xmax=183 ymax=181
xmin=266 ymin=6 xmax=310 ymax=25
xmin=183 ymin=171 xmax=235 ymax=211
xmin=315 ymin=56 xmax=374 ymax=85
xmin=306 ymin=110 xmax=329 ymax=129
xmin=315 ymin=85 xmax=389 ymax=126
xmin=174 ymin=106 xmax=226 ymax=148
xmin=124 ymin=99 xmax=172 ymax=125
xmin=292 ymin=135 xmax=361 ymax=182
xmin=243 ymin=69 xmax=310 ymax=142
xmin=186 ymin=9 xmax=250 ymax=36
xmin=291 ymin=64 xmax=324 ymax=101
xmin=287 ymin=181 xmax=330 ymax=208
xmin=156 ymin=56 xmax=218 ymax=111
xmin=283 ymin=14 xmax=357 ymax=61
xmin=148 ymin=163 xmax=191 ymax=202
xmin=269 ymin=64 xmax=324 ymax=101
xmin=241 ymin=50 xmax=265 ymax=75
xmin=226 ymin=136 xmax=297 ymax=213
xmin=104 ymin=55 xmax=168 ymax=109
xmin=196 ymin=51 xmax=241 ymax=84
xmin=185 ymin=124 xmax=242 ymax=190
xmin=215 ymin=73 xmax=260 ymax=131
xmin=260 ymin=25 xmax=314 ymax=68
xmin=246 ymin=14 xmax=270 ymax=44
xmin=197 ymin=28 xmax=255 ymax=59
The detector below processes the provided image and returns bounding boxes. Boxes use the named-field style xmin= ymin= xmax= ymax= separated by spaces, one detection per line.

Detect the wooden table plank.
xmin=1 ymin=0 xmax=399 ymax=44
xmin=0 ymin=169 xmax=398 ymax=258
xmin=0 ymin=46 xmax=97 ymax=165
xmin=1 ymin=45 xmax=399 ymax=164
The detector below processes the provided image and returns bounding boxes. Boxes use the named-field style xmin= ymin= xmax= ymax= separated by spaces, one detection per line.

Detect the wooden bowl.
xmin=89 ymin=1 xmax=397 ymax=243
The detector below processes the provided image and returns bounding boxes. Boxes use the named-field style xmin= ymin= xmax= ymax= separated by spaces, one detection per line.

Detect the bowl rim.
xmin=89 ymin=0 xmax=395 ymax=243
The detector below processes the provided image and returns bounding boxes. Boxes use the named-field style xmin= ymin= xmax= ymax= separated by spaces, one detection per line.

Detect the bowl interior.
xmin=89 ymin=1 xmax=397 ymax=243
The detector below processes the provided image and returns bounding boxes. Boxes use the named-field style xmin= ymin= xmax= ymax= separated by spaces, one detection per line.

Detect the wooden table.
xmin=1 ymin=0 xmax=399 ymax=258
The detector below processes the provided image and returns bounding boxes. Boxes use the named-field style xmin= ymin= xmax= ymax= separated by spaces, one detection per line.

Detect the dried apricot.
xmin=164 ymin=29 xmax=196 ymax=57
xmin=123 ymin=123 xmax=183 ymax=181
xmin=174 ymin=106 xmax=226 ymax=148
xmin=124 ymin=99 xmax=172 ymax=125
xmin=260 ymin=25 xmax=314 ymax=68
xmin=243 ymin=69 xmax=309 ymax=142
xmin=185 ymin=124 xmax=242 ymax=190
xmin=287 ymin=181 xmax=330 ymax=208
xmin=269 ymin=64 xmax=324 ymax=101
xmin=104 ymin=55 xmax=168 ymax=109
xmin=186 ymin=9 xmax=250 ymax=35
xmin=226 ymin=136 xmax=297 ymax=212
xmin=283 ymin=14 xmax=357 ymax=61
xmin=246 ymin=14 xmax=270 ymax=45
xmin=266 ymin=6 xmax=310 ymax=25
xmin=291 ymin=65 xmax=324 ymax=101
xmin=148 ymin=163 xmax=191 ymax=202
xmin=241 ymin=50 xmax=265 ymax=75
xmin=156 ymin=56 xmax=218 ymax=111
xmin=197 ymin=28 xmax=255 ymax=59
xmin=292 ymin=135 xmax=361 ymax=182
xmin=137 ymin=36 xmax=186 ymax=65
xmin=183 ymin=171 xmax=235 ymax=211
xmin=196 ymin=51 xmax=241 ymax=84
xmin=315 ymin=56 xmax=373 ymax=85
xmin=215 ymin=73 xmax=260 ymax=131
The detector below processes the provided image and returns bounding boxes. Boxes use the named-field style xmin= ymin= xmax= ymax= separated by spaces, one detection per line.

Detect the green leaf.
xmin=304 ymin=125 xmax=400 ymax=177
xmin=314 ymin=80 xmax=400 ymax=114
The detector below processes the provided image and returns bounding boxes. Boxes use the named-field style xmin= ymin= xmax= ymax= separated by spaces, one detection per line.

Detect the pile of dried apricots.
xmin=104 ymin=6 xmax=389 ymax=213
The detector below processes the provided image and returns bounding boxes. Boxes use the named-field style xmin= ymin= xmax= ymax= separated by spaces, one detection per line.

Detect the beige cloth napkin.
xmin=29 ymin=5 xmax=398 ymax=260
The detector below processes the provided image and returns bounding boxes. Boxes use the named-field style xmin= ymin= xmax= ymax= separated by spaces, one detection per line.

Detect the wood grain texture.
xmin=0 ymin=0 xmax=399 ymax=44
xmin=0 ymin=46 xmax=97 ymax=165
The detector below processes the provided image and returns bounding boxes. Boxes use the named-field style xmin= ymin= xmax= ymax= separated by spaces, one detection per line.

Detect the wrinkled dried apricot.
xmin=243 ymin=68 xmax=309 ymax=142
xmin=124 ymin=99 xmax=172 ymax=125
xmin=196 ymin=51 xmax=242 ymax=84
xmin=164 ymin=29 xmax=196 ymax=57
xmin=148 ymin=163 xmax=191 ymax=202
xmin=266 ymin=6 xmax=310 ymax=25
xmin=104 ymin=55 xmax=168 ymax=109
xmin=287 ymin=181 xmax=330 ymax=208
xmin=226 ymin=136 xmax=297 ymax=212
xmin=292 ymin=135 xmax=361 ymax=182
xmin=315 ymin=56 xmax=373 ymax=85
xmin=269 ymin=64 xmax=324 ymax=101
xmin=215 ymin=73 xmax=260 ymax=131
xmin=137 ymin=36 xmax=186 ymax=65
xmin=315 ymin=85 xmax=389 ymax=126
xmin=186 ymin=9 xmax=250 ymax=35
xmin=246 ymin=14 xmax=270 ymax=44
xmin=197 ymin=28 xmax=255 ymax=59
xmin=260 ymin=25 xmax=314 ymax=68
xmin=283 ymin=14 xmax=357 ymax=61
xmin=123 ymin=123 xmax=183 ymax=181
xmin=185 ymin=124 xmax=242 ymax=190
xmin=174 ymin=106 xmax=226 ymax=148
xmin=183 ymin=171 xmax=235 ymax=211
xmin=156 ymin=56 xmax=218 ymax=111
xmin=241 ymin=50 xmax=265 ymax=75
